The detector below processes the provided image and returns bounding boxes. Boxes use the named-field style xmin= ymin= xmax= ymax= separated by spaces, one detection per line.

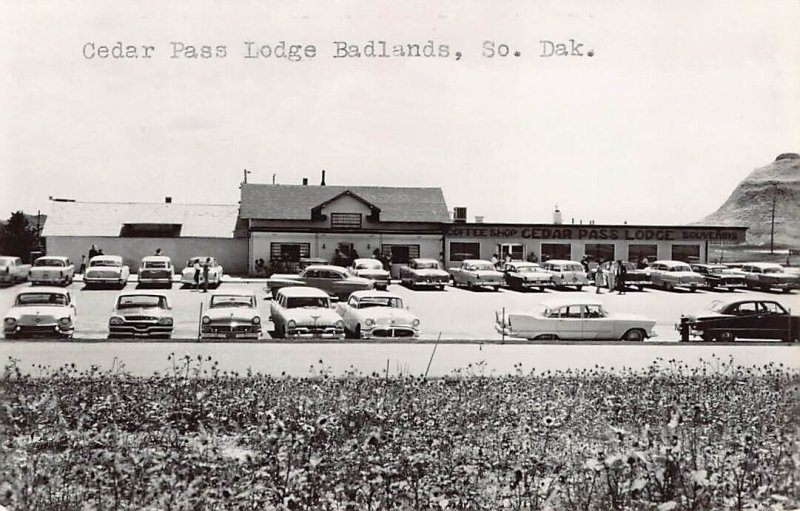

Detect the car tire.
xmin=533 ymin=334 xmax=560 ymax=341
xmin=622 ymin=328 xmax=645 ymax=342
xmin=576 ymin=285 xmax=583 ymax=291
xmin=437 ymin=285 xmax=445 ymax=291
xmin=4 ymin=333 xmax=17 ymax=340
xmin=728 ymin=287 xmax=735 ymax=292
xmin=637 ymin=285 xmax=644 ymax=291
xmin=689 ymin=285 xmax=697 ymax=293
xmin=783 ymin=288 xmax=792 ymax=294
xmin=355 ymin=324 xmax=362 ymax=339
xmin=539 ymin=286 xmax=546 ymax=292
xmin=274 ymin=323 xmax=286 ymax=339
xmin=719 ymin=330 xmax=735 ymax=343
xmin=467 ymin=281 xmax=473 ymax=291
xmin=118 ymin=280 xmax=126 ymax=290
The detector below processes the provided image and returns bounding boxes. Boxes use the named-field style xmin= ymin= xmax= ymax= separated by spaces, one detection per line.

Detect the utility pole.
xmin=770 ymin=182 xmax=778 ymax=254
xmin=243 ymin=169 xmax=251 ymax=184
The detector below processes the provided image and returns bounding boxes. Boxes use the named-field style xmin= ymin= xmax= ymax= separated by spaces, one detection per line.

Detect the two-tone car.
xmin=270 ymin=286 xmax=345 ymax=339
xmin=495 ymin=299 xmax=657 ymax=341
xmin=690 ymin=264 xmax=746 ymax=292
xmin=337 ymin=290 xmax=420 ymax=339
xmin=399 ymin=258 xmax=449 ymax=290
xmin=3 ymin=287 xmax=76 ymax=339
xmin=265 ymin=264 xmax=373 ymax=300
xmin=29 ymin=256 xmax=74 ymax=287
xmin=137 ymin=256 xmax=174 ymax=288
xmin=647 ymin=260 xmax=705 ymax=292
xmin=739 ymin=263 xmax=799 ymax=293
xmin=180 ymin=257 xmax=224 ymax=288
xmin=681 ymin=299 xmax=799 ymax=342
xmin=83 ymin=255 xmax=130 ymax=289
xmin=449 ymin=259 xmax=504 ymax=291
xmin=350 ymin=258 xmax=391 ymax=290
xmin=502 ymin=261 xmax=553 ymax=291
xmin=0 ymin=256 xmax=30 ymax=286
xmin=540 ymin=260 xmax=589 ymax=291
xmin=108 ymin=291 xmax=173 ymax=338
xmin=200 ymin=289 xmax=261 ymax=340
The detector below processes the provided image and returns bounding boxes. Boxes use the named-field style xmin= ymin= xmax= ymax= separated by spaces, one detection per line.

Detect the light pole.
xmin=770 ymin=181 xmax=778 ymax=254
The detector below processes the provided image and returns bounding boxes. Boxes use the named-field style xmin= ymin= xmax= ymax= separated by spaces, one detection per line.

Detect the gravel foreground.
xmin=1 ymin=355 xmax=798 ymax=511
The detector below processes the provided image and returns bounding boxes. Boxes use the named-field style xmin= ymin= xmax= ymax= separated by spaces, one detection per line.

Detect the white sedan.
xmin=337 ymin=290 xmax=420 ymax=339
xmin=3 ymin=287 xmax=76 ymax=339
xmin=83 ymin=255 xmax=130 ymax=289
xmin=180 ymin=256 xmax=224 ymax=288
xmin=495 ymin=299 xmax=657 ymax=341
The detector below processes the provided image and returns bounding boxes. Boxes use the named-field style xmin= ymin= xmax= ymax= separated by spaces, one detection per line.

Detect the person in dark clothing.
xmin=193 ymin=259 xmax=202 ymax=291
xmin=201 ymin=258 xmax=211 ymax=292
xmin=332 ymin=249 xmax=348 ymax=267
xmin=580 ymin=255 xmax=590 ymax=273
xmin=79 ymin=255 xmax=87 ymax=275
xmin=350 ymin=249 xmax=360 ymax=265
xmin=617 ymin=260 xmax=627 ymax=294
xmin=88 ymin=245 xmax=99 ymax=260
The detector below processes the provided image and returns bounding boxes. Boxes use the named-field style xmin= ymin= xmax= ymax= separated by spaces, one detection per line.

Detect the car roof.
xmin=539 ymin=298 xmax=603 ymax=309
xmin=35 ymin=255 xmax=68 ymax=261
xmin=352 ymin=258 xmax=382 ymax=265
xmin=508 ymin=261 xmax=539 ymax=266
xmin=349 ymin=290 xmax=403 ymax=300
xmin=412 ymin=258 xmax=438 ymax=263
xmin=277 ymin=286 xmax=330 ymax=298
xmin=303 ymin=264 xmax=348 ymax=272
xmin=543 ymin=259 xmax=580 ymax=265
xmin=90 ymin=255 xmax=122 ymax=261
xmin=142 ymin=256 xmax=171 ymax=262
xmin=653 ymin=260 xmax=691 ymax=265
xmin=745 ymin=262 xmax=783 ymax=268
xmin=189 ymin=256 xmax=216 ymax=260
xmin=462 ymin=259 xmax=493 ymax=264
xmin=115 ymin=290 xmax=169 ymax=298
xmin=16 ymin=287 xmax=69 ymax=295
xmin=210 ymin=287 xmax=255 ymax=297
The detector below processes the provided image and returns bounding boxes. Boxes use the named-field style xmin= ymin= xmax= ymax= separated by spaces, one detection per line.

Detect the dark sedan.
xmin=691 ymin=264 xmax=746 ymax=291
xmin=682 ymin=299 xmax=799 ymax=342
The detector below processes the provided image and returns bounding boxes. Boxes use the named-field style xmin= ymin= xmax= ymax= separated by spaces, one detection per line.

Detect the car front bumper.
xmin=109 ymin=325 xmax=173 ymax=337
xmin=201 ymin=325 xmax=261 ymax=339
xmin=362 ymin=327 xmax=419 ymax=339
xmin=5 ymin=324 xmax=73 ymax=338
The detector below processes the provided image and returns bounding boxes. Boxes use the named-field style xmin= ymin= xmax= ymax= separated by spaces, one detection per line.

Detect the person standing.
xmin=350 ymin=249 xmax=360 ymax=266
xmin=88 ymin=244 xmax=99 ymax=260
xmin=580 ymin=255 xmax=590 ymax=273
xmin=594 ymin=263 xmax=605 ymax=294
xmin=193 ymin=259 xmax=202 ymax=291
xmin=491 ymin=253 xmax=499 ymax=269
xmin=79 ymin=254 xmax=87 ymax=275
xmin=617 ymin=260 xmax=628 ymax=295
xmin=606 ymin=260 xmax=616 ymax=292
xmin=201 ymin=257 xmax=210 ymax=293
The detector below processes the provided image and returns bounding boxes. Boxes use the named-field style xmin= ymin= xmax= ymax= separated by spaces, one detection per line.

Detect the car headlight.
xmin=412 ymin=319 xmax=420 ymax=327
xmin=287 ymin=319 xmax=296 ymax=329
xmin=252 ymin=316 xmax=261 ymax=325
xmin=202 ymin=316 xmax=211 ymax=324
xmin=335 ymin=320 xmax=345 ymax=330
xmin=4 ymin=317 xmax=17 ymax=327
xmin=58 ymin=317 xmax=72 ymax=326
xmin=365 ymin=318 xmax=375 ymax=326
xmin=109 ymin=316 xmax=124 ymax=325
xmin=158 ymin=317 xmax=173 ymax=325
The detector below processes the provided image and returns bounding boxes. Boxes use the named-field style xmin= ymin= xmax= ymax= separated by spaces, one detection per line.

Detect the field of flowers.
xmin=1 ymin=355 xmax=798 ymax=511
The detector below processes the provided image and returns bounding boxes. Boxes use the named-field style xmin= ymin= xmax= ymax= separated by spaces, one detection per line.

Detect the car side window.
xmin=761 ymin=302 xmax=785 ymax=314
xmin=735 ymin=302 xmax=758 ymax=315
xmin=305 ymin=269 xmax=318 ymax=278
xmin=584 ymin=305 xmax=603 ymax=318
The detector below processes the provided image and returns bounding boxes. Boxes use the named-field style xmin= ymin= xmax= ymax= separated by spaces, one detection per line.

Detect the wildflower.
xmin=542 ymin=416 xmax=557 ymax=428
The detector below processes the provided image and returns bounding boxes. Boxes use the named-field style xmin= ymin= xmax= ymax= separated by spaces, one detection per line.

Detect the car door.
xmin=758 ymin=301 xmax=790 ymax=339
xmin=302 ymin=269 xmax=323 ymax=289
xmin=555 ymin=305 xmax=584 ymax=339
xmin=730 ymin=301 xmax=761 ymax=337
xmin=581 ymin=305 xmax=614 ymax=339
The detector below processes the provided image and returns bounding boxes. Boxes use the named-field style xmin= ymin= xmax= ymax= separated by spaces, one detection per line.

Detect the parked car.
xmin=265 ymin=264 xmax=373 ymax=300
xmin=399 ymin=258 xmax=449 ymax=290
xmin=337 ymin=290 xmax=420 ymax=339
xmin=350 ymin=258 xmax=391 ymax=290
xmin=270 ymin=286 xmax=345 ymax=339
xmin=108 ymin=291 xmax=173 ymax=338
xmin=0 ymin=256 xmax=30 ymax=286
xmin=180 ymin=256 xmax=224 ymax=288
xmin=690 ymin=264 xmax=746 ymax=292
xmin=200 ymin=289 xmax=261 ymax=340
xmin=83 ymin=255 xmax=130 ymax=289
xmin=137 ymin=256 xmax=174 ymax=288
xmin=495 ymin=299 xmax=657 ymax=341
xmin=449 ymin=259 xmax=504 ymax=291
xmin=739 ymin=263 xmax=799 ymax=293
xmin=502 ymin=261 xmax=553 ymax=291
xmin=3 ymin=287 xmax=76 ymax=339
xmin=647 ymin=260 xmax=705 ymax=292
xmin=595 ymin=261 xmax=651 ymax=291
xmin=29 ymin=256 xmax=75 ymax=287
xmin=540 ymin=260 xmax=589 ymax=290
xmin=681 ymin=299 xmax=799 ymax=342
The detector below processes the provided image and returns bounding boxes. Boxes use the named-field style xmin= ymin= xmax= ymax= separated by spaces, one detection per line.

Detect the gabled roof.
xmin=240 ymin=184 xmax=449 ymax=223
xmin=312 ymin=190 xmax=381 ymax=214
xmin=42 ymin=201 xmax=240 ymax=238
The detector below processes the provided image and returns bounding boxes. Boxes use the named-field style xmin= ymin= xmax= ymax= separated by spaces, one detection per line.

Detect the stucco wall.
xmin=45 ymin=237 xmax=249 ymax=274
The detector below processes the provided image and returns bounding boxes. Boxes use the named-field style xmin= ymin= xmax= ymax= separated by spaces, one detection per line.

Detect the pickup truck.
xmin=0 ymin=256 xmax=31 ymax=286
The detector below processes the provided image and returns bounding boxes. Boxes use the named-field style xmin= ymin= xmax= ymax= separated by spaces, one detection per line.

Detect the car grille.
xmin=371 ymin=328 xmax=416 ymax=338
xmin=17 ymin=325 xmax=62 ymax=334
xmin=124 ymin=316 xmax=157 ymax=321
xmin=205 ymin=325 xmax=258 ymax=333
xmin=19 ymin=315 xmax=57 ymax=326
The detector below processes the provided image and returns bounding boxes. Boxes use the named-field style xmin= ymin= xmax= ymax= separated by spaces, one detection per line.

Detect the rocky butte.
xmin=698 ymin=153 xmax=800 ymax=247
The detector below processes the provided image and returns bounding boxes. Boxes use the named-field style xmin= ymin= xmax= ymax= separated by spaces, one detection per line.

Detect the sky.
xmin=1 ymin=0 xmax=798 ymax=225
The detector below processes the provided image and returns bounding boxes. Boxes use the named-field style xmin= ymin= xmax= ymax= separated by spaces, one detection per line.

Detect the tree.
xmin=0 ymin=211 xmax=39 ymax=260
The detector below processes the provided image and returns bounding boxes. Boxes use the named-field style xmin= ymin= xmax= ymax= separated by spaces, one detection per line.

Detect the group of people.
xmin=590 ymin=259 xmax=631 ymax=295
xmin=78 ymin=244 xmax=106 ymax=274
xmin=190 ymin=256 xmax=212 ymax=292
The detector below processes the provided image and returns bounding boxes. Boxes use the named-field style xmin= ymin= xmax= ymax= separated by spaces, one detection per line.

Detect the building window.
xmin=672 ymin=244 xmax=700 ymax=263
xmin=628 ymin=244 xmax=657 ymax=264
xmin=500 ymin=243 xmax=524 ymax=261
xmin=449 ymin=242 xmax=480 ymax=262
xmin=270 ymin=243 xmax=310 ymax=262
xmin=330 ymin=213 xmax=362 ymax=229
xmin=541 ymin=243 xmax=571 ymax=261
xmin=120 ymin=223 xmax=182 ymax=237
xmin=584 ymin=244 xmax=615 ymax=263
xmin=382 ymin=244 xmax=420 ymax=264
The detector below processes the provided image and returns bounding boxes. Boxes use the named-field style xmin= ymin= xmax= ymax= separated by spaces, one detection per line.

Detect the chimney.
xmin=453 ymin=207 xmax=467 ymax=223
xmin=321 ymin=170 xmax=326 ymax=186
xmin=553 ymin=205 xmax=562 ymax=225
xmin=165 ymin=197 xmax=172 ymax=204
xmin=474 ymin=215 xmax=484 ymax=223
xmin=302 ymin=178 xmax=308 ymax=186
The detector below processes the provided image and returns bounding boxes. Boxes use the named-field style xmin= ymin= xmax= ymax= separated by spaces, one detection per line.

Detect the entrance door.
xmin=338 ymin=243 xmax=353 ymax=258
xmin=500 ymin=243 xmax=524 ymax=261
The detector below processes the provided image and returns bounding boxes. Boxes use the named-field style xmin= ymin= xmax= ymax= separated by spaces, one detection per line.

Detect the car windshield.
xmin=707 ymin=300 xmax=726 ymax=313
xmin=209 ymin=295 xmax=255 ymax=308
xmin=0 ymin=257 xmax=15 ymax=265
xmin=763 ymin=267 xmax=783 ymax=274
xmin=286 ymin=297 xmax=329 ymax=308
xmin=117 ymin=295 xmax=167 ymax=309
xmin=707 ymin=266 xmax=725 ymax=274
xmin=355 ymin=260 xmax=382 ymax=270
xmin=468 ymin=263 xmax=494 ymax=271
xmin=34 ymin=259 xmax=64 ymax=267
xmin=565 ymin=264 xmax=584 ymax=272
xmin=143 ymin=261 xmax=168 ymax=269
xmin=670 ymin=265 xmax=692 ymax=272
xmin=357 ymin=297 xmax=403 ymax=309
xmin=91 ymin=259 xmax=120 ymax=267
xmin=15 ymin=293 xmax=68 ymax=306
xmin=414 ymin=261 xmax=439 ymax=270
xmin=515 ymin=265 xmax=541 ymax=273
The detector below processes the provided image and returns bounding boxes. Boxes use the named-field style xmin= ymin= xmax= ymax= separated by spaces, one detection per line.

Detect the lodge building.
xmin=41 ymin=180 xmax=747 ymax=274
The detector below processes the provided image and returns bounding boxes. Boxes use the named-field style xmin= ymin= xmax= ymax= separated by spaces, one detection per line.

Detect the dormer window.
xmin=331 ymin=213 xmax=362 ymax=229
